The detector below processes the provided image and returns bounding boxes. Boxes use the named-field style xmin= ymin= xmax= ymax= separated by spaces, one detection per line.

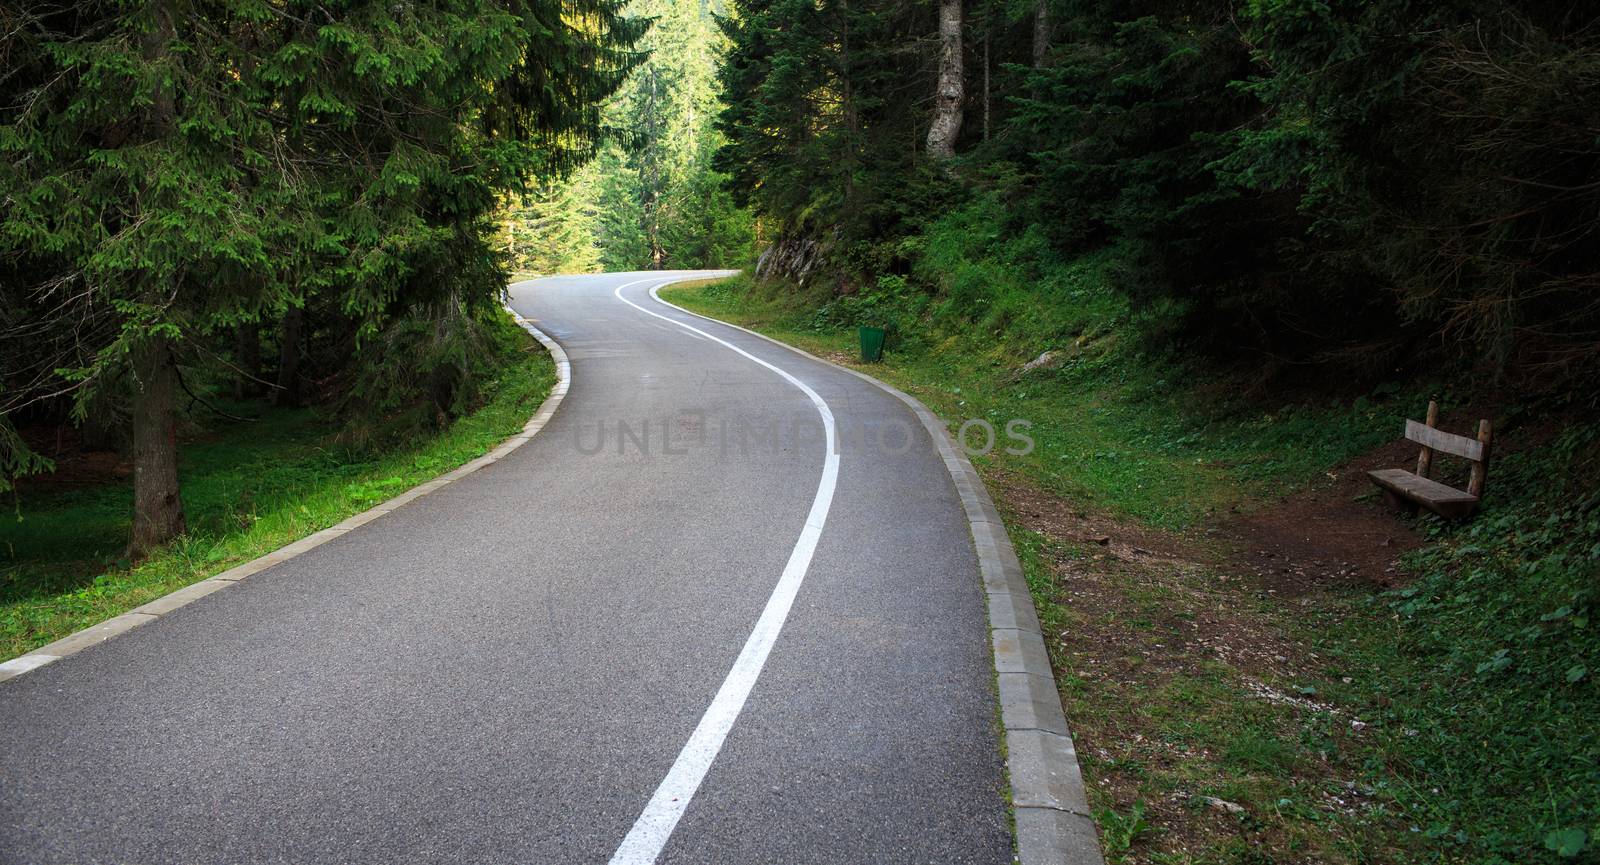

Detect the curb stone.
xmin=648 ymin=280 xmax=1104 ymax=865
xmin=0 ymin=289 xmax=571 ymax=685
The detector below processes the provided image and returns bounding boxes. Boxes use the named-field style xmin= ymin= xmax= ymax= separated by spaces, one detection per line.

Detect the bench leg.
xmin=1381 ymin=489 xmax=1419 ymax=516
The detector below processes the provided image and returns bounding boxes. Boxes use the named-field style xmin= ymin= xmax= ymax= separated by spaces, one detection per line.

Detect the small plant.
xmin=1545 ymin=828 xmax=1588 ymax=859
xmin=1099 ymin=800 xmax=1153 ymax=861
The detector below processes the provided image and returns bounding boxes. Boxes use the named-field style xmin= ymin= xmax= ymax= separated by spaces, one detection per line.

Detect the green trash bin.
xmin=858 ymin=326 xmax=887 ymax=362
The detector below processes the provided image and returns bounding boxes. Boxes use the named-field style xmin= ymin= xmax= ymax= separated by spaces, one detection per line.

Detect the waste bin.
xmin=858 ymin=326 xmax=887 ymax=362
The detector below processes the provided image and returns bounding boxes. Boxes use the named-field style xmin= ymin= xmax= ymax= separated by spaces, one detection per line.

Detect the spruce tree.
xmin=503 ymin=0 xmax=753 ymax=271
xmin=0 ymin=0 xmax=644 ymax=557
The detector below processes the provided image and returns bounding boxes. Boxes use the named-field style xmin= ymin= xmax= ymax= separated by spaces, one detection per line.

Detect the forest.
xmin=2 ymin=0 xmax=1598 ymax=862
xmin=711 ymin=0 xmax=1600 ymax=380
xmin=678 ymin=0 xmax=1598 ymax=861
xmin=1 ymin=0 xmax=644 ymax=557
xmin=498 ymin=0 xmax=755 ymax=273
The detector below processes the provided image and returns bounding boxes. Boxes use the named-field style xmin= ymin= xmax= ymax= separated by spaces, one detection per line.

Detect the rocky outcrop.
xmin=754 ymin=233 xmax=834 ymax=286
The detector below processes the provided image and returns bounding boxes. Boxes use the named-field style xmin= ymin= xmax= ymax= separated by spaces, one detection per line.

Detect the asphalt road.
xmin=0 ymin=272 xmax=1012 ymax=864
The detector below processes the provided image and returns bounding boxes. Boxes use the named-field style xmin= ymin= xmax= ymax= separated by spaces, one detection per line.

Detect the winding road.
xmin=1 ymin=272 xmax=1016 ymax=864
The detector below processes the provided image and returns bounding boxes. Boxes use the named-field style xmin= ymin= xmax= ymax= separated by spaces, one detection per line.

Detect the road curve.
xmin=0 ymin=272 xmax=1012 ymax=864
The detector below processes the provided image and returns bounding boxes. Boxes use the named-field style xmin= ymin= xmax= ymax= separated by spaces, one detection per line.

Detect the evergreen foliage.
xmin=716 ymin=0 xmax=943 ymax=252
xmin=501 ymin=0 xmax=755 ymax=274
xmin=713 ymin=0 xmax=1600 ymax=381
xmin=0 ymin=0 xmax=644 ymax=551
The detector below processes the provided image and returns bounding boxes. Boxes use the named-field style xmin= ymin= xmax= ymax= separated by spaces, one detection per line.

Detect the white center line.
xmin=607 ymin=276 xmax=840 ymax=865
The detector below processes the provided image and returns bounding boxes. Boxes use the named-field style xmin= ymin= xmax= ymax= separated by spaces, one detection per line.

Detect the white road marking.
xmin=607 ymin=276 xmax=840 ymax=865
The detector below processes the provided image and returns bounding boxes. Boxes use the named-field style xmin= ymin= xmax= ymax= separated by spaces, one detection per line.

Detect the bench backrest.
xmin=1406 ymin=420 xmax=1485 ymax=462
xmin=1408 ymin=400 xmax=1493 ymax=497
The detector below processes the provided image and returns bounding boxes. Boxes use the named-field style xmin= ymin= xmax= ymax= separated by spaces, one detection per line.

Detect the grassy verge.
xmin=1 ymin=313 xmax=557 ymax=661
xmin=662 ymin=274 xmax=1599 ymax=864
xmin=663 ymin=275 xmax=1414 ymax=526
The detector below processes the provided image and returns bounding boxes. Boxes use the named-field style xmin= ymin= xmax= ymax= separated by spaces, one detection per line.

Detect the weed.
xmin=1099 ymin=800 xmax=1153 ymax=860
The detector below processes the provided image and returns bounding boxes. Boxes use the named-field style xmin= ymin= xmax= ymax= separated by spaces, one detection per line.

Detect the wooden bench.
xmin=1368 ymin=400 xmax=1492 ymax=519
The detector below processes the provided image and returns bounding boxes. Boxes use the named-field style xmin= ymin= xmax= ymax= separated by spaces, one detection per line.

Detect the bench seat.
xmin=1367 ymin=468 xmax=1480 ymax=519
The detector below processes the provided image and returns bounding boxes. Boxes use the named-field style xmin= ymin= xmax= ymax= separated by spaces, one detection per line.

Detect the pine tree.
xmin=716 ymin=0 xmax=949 ymax=253
xmin=0 ymin=0 xmax=644 ymax=556
xmin=504 ymin=0 xmax=753 ymax=271
xmin=503 ymin=173 xmax=605 ymax=276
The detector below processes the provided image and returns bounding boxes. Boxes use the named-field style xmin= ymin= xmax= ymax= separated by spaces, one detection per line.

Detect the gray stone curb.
xmin=0 ymin=289 xmax=571 ymax=685
xmin=1008 ymin=727 xmax=1090 ymax=812
xmin=1016 ymin=808 xmax=1103 ymax=865
xmin=649 ymin=281 xmax=1104 ymax=865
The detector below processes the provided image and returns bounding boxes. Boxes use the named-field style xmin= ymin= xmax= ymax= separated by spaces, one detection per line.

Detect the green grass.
xmin=1304 ymin=429 xmax=1600 ymax=862
xmin=1013 ymin=521 xmax=1401 ymax=863
xmin=0 ymin=314 xmax=557 ymax=660
xmin=663 ymin=271 xmax=1600 ymax=863
xmin=662 ymin=273 xmax=1415 ymax=526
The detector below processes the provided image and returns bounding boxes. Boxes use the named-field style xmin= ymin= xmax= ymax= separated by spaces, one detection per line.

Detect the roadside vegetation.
xmin=6 ymin=0 xmax=1596 ymax=861
xmin=673 ymin=2 xmax=1600 ymax=859
xmin=1 ymin=316 xmax=555 ymax=660
xmin=663 ymin=274 xmax=1599 ymax=864
xmin=1 ymin=0 xmax=644 ymax=560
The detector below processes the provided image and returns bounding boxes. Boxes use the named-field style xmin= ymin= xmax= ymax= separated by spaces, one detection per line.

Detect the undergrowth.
xmin=668 ymin=262 xmax=1420 ymax=528
xmin=1323 ymin=424 xmax=1600 ymax=862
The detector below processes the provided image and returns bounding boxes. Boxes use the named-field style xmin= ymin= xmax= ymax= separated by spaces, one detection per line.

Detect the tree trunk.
xmin=127 ymin=0 xmax=184 ymax=561
xmin=982 ymin=29 xmax=990 ymax=141
xmin=274 ymin=305 xmax=303 ymax=407
xmin=233 ymin=322 xmax=260 ymax=400
xmin=140 ymin=1 xmax=176 ymax=121
xmin=128 ymin=337 xmax=185 ymax=560
xmin=1032 ymin=0 xmax=1052 ymax=68
xmin=926 ymin=0 xmax=965 ymax=159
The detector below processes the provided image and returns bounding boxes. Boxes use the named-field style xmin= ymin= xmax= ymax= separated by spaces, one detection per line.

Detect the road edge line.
xmin=648 ymin=279 xmax=1105 ymax=865
xmin=0 ymin=288 xmax=571 ymax=686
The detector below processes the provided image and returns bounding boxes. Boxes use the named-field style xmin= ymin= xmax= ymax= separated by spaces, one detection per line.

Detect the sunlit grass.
xmin=661 ymin=274 xmax=1411 ymax=527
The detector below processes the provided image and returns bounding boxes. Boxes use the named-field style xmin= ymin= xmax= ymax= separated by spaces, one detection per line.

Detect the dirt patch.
xmin=993 ymin=467 xmax=1207 ymax=564
xmin=1218 ymin=438 xmax=1426 ymax=594
xmin=986 ymin=462 xmax=1404 ymax=862
xmin=1217 ymin=407 xmax=1565 ymax=596
xmin=993 ymin=469 xmax=1320 ymax=684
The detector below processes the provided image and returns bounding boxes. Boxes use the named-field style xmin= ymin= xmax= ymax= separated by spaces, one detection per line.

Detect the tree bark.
xmin=274 ymin=305 xmax=303 ymax=407
xmin=926 ymin=0 xmax=964 ymax=159
xmin=233 ymin=322 xmax=260 ymax=400
xmin=127 ymin=0 xmax=184 ymax=561
xmin=982 ymin=29 xmax=990 ymax=141
xmin=1032 ymin=0 xmax=1052 ymax=69
xmin=140 ymin=1 xmax=176 ymax=121
xmin=128 ymin=337 xmax=185 ymax=560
